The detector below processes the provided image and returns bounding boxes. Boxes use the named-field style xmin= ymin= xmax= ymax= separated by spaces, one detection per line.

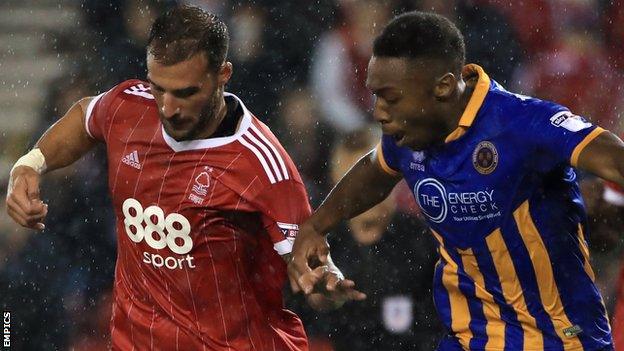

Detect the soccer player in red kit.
xmin=5 ymin=6 xmax=363 ymax=350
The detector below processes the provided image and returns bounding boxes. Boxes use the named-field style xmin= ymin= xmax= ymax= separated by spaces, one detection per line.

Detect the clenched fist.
xmin=6 ymin=166 xmax=48 ymax=230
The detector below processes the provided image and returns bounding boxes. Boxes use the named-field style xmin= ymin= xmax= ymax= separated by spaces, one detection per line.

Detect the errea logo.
xmin=412 ymin=151 xmax=425 ymax=162
xmin=409 ymin=151 xmax=426 ymax=172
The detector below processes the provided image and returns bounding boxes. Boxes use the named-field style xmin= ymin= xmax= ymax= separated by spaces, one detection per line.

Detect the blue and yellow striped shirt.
xmin=378 ymin=64 xmax=611 ymax=351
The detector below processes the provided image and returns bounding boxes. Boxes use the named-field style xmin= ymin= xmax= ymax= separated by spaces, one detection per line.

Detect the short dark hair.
xmin=373 ymin=11 xmax=465 ymax=74
xmin=147 ymin=6 xmax=229 ymax=72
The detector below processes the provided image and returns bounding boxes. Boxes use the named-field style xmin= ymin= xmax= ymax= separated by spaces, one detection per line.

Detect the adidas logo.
xmin=122 ymin=150 xmax=141 ymax=170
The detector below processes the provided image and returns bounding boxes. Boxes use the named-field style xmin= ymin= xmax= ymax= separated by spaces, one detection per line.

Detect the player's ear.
xmin=218 ymin=62 xmax=233 ymax=86
xmin=433 ymin=72 xmax=457 ymax=101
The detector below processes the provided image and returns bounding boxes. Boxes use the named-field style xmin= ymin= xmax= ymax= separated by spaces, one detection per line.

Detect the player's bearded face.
xmin=147 ymin=52 xmax=230 ymax=141
xmin=161 ymin=86 xmax=220 ymax=141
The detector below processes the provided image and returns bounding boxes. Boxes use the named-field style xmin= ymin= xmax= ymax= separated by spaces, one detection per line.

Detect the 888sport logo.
xmin=122 ymin=198 xmax=196 ymax=270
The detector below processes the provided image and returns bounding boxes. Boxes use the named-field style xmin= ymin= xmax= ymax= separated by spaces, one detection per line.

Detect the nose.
xmin=161 ymin=93 xmax=181 ymax=118
xmin=372 ymin=98 xmax=390 ymax=124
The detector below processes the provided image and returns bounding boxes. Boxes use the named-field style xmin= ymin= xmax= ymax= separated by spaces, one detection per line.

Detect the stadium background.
xmin=0 ymin=0 xmax=622 ymax=349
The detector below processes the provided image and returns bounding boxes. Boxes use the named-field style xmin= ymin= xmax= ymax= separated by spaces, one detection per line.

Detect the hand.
xmin=305 ymin=266 xmax=367 ymax=311
xmin=321 ymin=264 xmax=367 ymax=304
xmin=288 ymin=222 xmax=330 ymax=294
xmin=6 ymin=166 xmax=48 ymax=230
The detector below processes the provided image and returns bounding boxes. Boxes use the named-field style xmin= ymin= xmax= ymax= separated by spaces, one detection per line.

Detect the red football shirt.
xmin=85 ymin=80 xmax=310 ymax=350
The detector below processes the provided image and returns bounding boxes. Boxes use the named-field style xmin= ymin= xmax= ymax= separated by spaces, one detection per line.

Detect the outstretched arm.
xmin=289 ymin=147 xmax=401 ymax=294
xmin=6 ymin=97 xmax=97 ymax=230
xmin=307 ymin=147 xmax=401 ymax=237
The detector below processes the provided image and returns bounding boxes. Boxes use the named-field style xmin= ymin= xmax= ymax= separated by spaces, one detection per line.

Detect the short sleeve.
xmin=84 ymin=89 xmax=114 ymax=142
xmin=85 ymin=81 xmax=140 ymax=142
xmin=377 ymin=135 xmax=402 ymax=176
xmin=527 ymin=108 xmax=605 ymax=170
xmin=251 ymin=180 xmax=312 ymax=255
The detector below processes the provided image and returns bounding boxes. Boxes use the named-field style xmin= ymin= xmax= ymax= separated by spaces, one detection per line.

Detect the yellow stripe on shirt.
xmin=431 ymin=230 xmax=473 ymax=349
xmin=576 ymin=223 xmax=595 ymax=282
xmin=513 ymin=201 xmax=583 ymax=349
xmin=485 ymin=229 xmax=544 ymax=350
xmin=576 ymin=223 xmax=610 ymax=336
xmin=460 ymin=248 xmax=506 ymax=350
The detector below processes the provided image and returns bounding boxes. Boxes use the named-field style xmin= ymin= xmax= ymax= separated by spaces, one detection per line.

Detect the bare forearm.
xmin=35 ymin=97 xmax=97 ymax=172
xmin=309 ymin=149 xmax=400 ymax=234
xmin=577 ymin=131 xmax=624 ymax=187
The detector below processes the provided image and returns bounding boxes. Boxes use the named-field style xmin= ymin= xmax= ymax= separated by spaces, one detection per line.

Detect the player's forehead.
xmin=366 ymin=56 xmax=415 ymax=93
xmin=146 ymin=52 xmax=210 ymax=89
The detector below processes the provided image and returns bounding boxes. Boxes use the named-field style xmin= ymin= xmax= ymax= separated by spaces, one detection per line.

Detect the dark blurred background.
xmin=0 ymin=0 xmax=623 ymax=349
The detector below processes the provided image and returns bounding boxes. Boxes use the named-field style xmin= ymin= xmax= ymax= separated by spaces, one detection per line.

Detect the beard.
xmin=161 ymin=88 xmax=221 ymax=141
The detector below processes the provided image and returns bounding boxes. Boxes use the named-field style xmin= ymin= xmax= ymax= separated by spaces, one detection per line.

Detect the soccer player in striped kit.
xmin=291 ymin=11 xmax=623 ymax=351
xmin=5 ymin=6 xmax=363 ymax=350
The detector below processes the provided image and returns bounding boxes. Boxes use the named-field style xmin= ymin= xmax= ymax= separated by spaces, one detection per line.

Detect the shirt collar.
xmin=445 ymin=64 xmax=491 ymax=143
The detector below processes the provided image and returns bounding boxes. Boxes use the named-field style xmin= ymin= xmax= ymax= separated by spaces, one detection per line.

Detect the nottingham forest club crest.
xmin=472 ymin=141 xmax=498 ymax=175
xmin=188 ymin=167 xmax=213 ymax=205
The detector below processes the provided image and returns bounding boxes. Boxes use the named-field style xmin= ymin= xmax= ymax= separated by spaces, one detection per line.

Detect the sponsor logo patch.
xmin=277 ymin=222 xmax=299 ymax=239
xmin=562 ymin=324 xmax=583 ymax=338
xmin=414 ymin=178 xmax=501 ymax=223
xmin=550 ymin=111 xmax=592 ymax=132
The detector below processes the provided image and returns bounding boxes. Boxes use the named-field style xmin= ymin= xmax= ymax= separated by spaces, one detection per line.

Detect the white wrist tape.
xmin=11 ymin=148 xmax=47 ymax=174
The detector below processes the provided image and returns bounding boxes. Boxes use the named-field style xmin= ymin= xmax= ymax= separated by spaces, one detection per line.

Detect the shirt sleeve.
xmin=377 ymin=134 xmax=402 ymax=176
xmin=84 ymin=83 xmax=124 ymax=142
xmin=251 ymin=180 xmax=312 ymax=255
xmin=527 ymin=106 xmax=605 ymax=171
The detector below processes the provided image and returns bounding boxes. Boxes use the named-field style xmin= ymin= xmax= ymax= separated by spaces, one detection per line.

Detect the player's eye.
xmin=173 ymin=90 xmax=198 ymax=99
xmin=385 ymin=97 xmax=399 ymax=105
